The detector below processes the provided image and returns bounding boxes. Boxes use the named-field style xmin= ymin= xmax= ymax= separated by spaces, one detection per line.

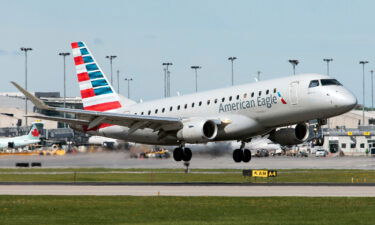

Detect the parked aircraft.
xmin=12 ymin=41 xmax=357 ymax=163
xmin=0 ymin=123 xmax=43 ymax=149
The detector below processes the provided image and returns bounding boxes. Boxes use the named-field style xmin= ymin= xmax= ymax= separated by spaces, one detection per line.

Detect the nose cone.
xmin=333 ymin=89 xmax=357 ymax=111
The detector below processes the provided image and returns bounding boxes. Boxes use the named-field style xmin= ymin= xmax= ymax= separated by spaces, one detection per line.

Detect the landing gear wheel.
xmin=233 ymin=149 xmax=243 ymax=163
xmin=243 ymin=149 xmax=251 ymax=163
xmin=317 ymin=138 xmax=324 ymax=146
xmin=173 ymin=147 xmax=183 ymax=161
xmin=182 ymin=148 xmax=192 ymax=161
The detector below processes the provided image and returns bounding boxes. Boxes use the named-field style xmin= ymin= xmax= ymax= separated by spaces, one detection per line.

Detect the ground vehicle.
xmin=315 ymin=149 xmax=327 ymax=157
xmin=255 ymin=149 xmax=269 ymax=157
xmin=139 ymin=149 xmax=171 ymax=159
xmin=298 ymin=151 xmax=308 ymax=157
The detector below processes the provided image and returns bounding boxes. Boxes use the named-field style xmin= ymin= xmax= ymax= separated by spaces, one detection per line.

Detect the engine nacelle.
xmin=269 ymin=123 xmax=309 ymax=146
xmin=177 ymin=119 xmax=218 ymax=143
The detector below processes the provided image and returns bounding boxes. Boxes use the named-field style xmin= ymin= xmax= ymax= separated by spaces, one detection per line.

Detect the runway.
xmin=0 ymin=152 xmax=374 ymax=169
xmin=1 ymin=184 xmax=374 ymax=197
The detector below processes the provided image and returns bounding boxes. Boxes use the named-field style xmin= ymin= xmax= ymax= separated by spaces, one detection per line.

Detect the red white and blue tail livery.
xmin=71 ymin=41 xmax=122 ymax=112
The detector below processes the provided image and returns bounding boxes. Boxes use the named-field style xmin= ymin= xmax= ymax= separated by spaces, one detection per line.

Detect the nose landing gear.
xmin=173 ymin=146 xmax=192 ymax=162
xmin=313 ymin=119 xmax=326 ymax=146
xmin=233 ymin=142 xmax=252 ymax=163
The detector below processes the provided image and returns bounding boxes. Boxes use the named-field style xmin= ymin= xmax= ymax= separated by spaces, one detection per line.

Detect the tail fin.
xmin=27 ymin=122 xmax=43 ymax=139
xmin=71 ymin=41 xmax=123 ymax=112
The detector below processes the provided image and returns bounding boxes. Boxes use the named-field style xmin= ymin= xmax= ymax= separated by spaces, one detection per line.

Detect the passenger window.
xmin=148 ymin=110 xmax=151 ymax=115
xmin=244 ymin=93 xmax=247 ymax=98
xmin=266 ymin=90 xmax=269 ymax=95
xmin=155 ymin=109 xmax=158 ymax=114
xmin=214 ymin=99 xmax=218 ymax=104
xmin=309 ymin=80 xmax=320 ymax=88
xmin=135 ymin=113 xmax=137 ymax=115
xmin=192 ymin=103 xmax=195 ymax=108
xmin=141 ymin=112 xmax=144 ymax=115
xmin=170 ymin=106 xmax=173 ymax=111
xmin=273 ymin=88 xmax=277 ymax=93
xmin=222 ymin=98 xmax=225 ymax=102
xmin=184 ymin=104 xmax=188 ymax=109
xmin=229 ymin=96 xmax=232 ymax=101
xmin=199 ymin=101 xmax=202 ymax=106
xmin=258 ymin=91 xmax=262 ymax=96
xmin=162 ymin=108 xmax=165 ymax=113
xmin=236 ymin=95 xmax=239 ymax=100
xmin=177 ymin=105 xmax=180 ymax=110
xmin=251 ymin=92 xmax=254 ymax=97
xmin=207 ymin=100 xmax=211 ymax=105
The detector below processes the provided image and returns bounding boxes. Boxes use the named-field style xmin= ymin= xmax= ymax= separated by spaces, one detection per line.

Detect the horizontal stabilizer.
xmin=11 ymin=82 xmax=53 ymax=110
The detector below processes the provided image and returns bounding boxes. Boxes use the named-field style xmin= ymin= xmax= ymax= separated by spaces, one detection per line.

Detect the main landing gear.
xmin=173 ymin=146 xmax=192 ymax=162
xmin=233 ymin=142 xmax=251 ymax=163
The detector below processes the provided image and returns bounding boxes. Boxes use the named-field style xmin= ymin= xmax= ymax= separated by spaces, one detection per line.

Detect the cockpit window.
xmin=308 ymin=80 xmax=320 ymax=88
xmin=321 ymin=79 xmax=342 ymax=86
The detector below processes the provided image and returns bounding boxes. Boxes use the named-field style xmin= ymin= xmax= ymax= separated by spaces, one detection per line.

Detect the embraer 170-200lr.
xmin=12 ymin=41 xmax=357 ymax=163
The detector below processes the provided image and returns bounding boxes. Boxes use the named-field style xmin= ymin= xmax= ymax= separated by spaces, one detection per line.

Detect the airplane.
xmin=11 ymin=41 xmax=357 ymax=163
xmin=0 ymin=122 xmax=43 ymax=150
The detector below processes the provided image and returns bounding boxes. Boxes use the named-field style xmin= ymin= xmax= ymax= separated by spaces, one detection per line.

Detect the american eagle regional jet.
xmin=12 ymin=42 xmax=357 ymax=163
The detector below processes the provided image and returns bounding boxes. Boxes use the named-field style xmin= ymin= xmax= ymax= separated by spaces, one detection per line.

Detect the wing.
xmin=12 ymin=82 xmax=183 ymax=136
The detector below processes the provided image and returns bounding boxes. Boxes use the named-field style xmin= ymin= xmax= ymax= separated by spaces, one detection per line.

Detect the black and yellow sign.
xmin=243 ymin=169 xmax=277 ymax=177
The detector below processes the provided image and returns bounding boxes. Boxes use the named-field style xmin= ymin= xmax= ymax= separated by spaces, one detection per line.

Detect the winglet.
xmin=11 ymin=81 xmax=54 ymax=110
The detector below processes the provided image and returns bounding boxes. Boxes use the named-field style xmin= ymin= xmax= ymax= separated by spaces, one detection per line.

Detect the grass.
xmin=0 ymin=168 xmax=374 ymax=183
xmin=0 ymin=196 xmax=374 ymax=225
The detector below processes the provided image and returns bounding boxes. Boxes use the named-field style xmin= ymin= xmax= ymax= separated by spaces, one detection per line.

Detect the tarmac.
xmin=0 ymin=184 xmax=374 ymax=196
xmin=0 ymin=152 xmax=374 ymax=169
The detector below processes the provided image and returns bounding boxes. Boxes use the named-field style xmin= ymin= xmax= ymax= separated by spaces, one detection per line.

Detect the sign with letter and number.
xmin=243 ymin=169 xmax=277 ymax=177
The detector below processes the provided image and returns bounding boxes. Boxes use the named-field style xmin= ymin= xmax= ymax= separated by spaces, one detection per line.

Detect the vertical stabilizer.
xmin=27 ymin=123 xmax=43 ymax=139
xmin=71 ymin=41 xmax=123 ymax=112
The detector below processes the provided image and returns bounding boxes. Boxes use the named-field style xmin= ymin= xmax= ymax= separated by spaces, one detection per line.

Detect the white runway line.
xmin=0 ymin=185 xmax=374 ymax=197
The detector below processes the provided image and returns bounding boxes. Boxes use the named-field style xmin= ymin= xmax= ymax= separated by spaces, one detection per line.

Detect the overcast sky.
xmin=0 ymin=0 xmax=374 ymax=105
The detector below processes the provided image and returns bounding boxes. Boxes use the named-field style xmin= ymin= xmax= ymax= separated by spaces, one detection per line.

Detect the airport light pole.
xmin=106 ymin=55 xmax=117 ymax=85
xmin=124 ymin=78 xmax=133 ymax=99
xmin=190 ymin=66 xmax=201 ymax=92
xmin=116 ymin=70 xmax=120 ymax=94
xmin=58 ymin=52 xmax=70 ymax=128
xmin=371 ymin=70 xmax=374 ymax=110
xmin=20 ymin=47 xmax=32 ymax=126
xmin=162 ymin=63 xmax=173 ymax=97
xmin=323 ymin=58 xmax=333 ymax=75
xmin=228 ymin=57 xmax=237 ymax=86
xmin=360 ymin=60 xmax=369 ymax=125
xmin=288 ymin=59 xmax=299 ymax=75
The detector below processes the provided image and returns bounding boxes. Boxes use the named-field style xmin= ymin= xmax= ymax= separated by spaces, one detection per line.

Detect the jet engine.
xmin=269 ymin=123 xmax=309 ymax=146
xmin=177 ymin=119 xmax=218 ymax=143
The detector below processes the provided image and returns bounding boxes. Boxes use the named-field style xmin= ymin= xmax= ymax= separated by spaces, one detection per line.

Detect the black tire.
xmin=173 ymin=148 xmax=183 ymax=161
xmin=233 ymin=149 xmax=243 ymax=163
xmin=243 ymin=149 xmax=251 ymax=163
xmin=182 ymin=148 xmax=192 ymax=161
xmin=317 ymin=138 xmax=324 ymax=146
